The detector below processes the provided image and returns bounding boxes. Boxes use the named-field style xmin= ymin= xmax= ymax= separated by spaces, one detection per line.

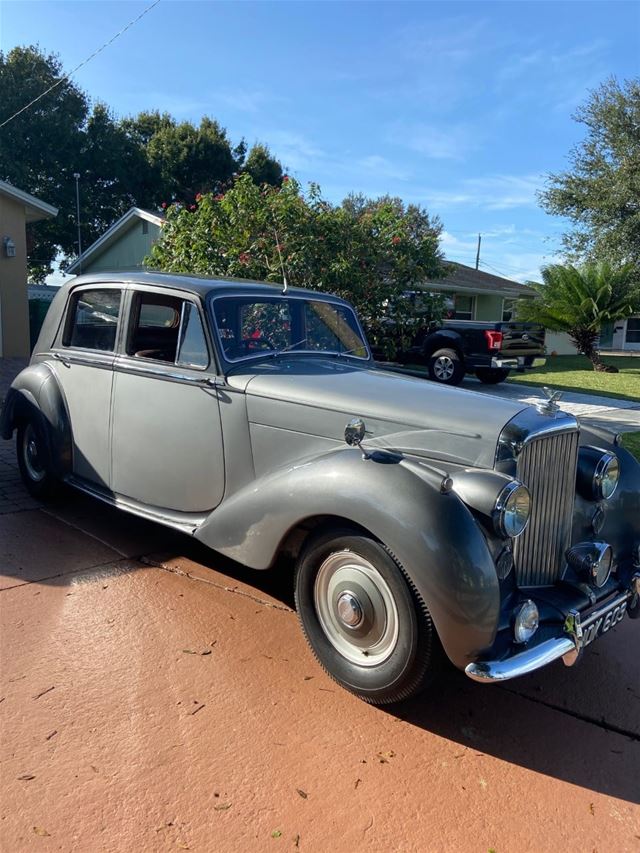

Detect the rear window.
xmin=63 ymin=288 xmax=122 ymax=352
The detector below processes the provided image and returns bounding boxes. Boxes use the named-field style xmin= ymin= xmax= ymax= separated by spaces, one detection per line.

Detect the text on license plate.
xmin=582 ymin=601 xmax=627 ymax=648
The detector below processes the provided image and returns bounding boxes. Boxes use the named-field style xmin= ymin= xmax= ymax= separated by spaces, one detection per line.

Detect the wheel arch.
xmin=423 ymin=331 xmax=463 ymax=360
xmin=196 ymin=448 xmax=501 ymax=669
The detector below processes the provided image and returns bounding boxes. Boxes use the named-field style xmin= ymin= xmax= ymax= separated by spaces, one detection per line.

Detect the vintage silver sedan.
xmin=2 ymin=272 xmax=639 ymax=704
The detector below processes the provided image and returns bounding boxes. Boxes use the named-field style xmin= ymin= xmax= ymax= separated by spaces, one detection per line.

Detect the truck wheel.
xmin=427 ymin=348 xmax=465 ymax=385
xmin=16 ymin=417 xmax=59 ymax=500
xmin=295 ymin=530 xmax=441 ymax=705
xmin=476 ymin=368 xmax=510 ymax=385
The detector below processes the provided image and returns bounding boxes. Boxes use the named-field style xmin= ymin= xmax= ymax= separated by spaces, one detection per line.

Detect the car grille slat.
xmin=513 ymin=430 xmax=580 ymax=586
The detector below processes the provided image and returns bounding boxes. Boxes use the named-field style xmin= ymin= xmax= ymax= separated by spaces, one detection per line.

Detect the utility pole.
xmin=475 ymin=233 xmax=482 ymax=270
xmin=73 ymin=172 xmax=82 ymax=272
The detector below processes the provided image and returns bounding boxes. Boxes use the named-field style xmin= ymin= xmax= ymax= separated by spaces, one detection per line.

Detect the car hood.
xmin=229 ymin=358 xmax=527 ymax=469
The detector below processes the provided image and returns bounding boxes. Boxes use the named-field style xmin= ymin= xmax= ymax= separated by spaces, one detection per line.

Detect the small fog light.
xmin=514 ymin=599 xmax=539 ymax=644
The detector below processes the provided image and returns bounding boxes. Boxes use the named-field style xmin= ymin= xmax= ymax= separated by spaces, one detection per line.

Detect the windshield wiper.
xmin=270 ymin=337 xmax=308 ymax=357
xmin=334 ymin=346 xmax=366 ymax=358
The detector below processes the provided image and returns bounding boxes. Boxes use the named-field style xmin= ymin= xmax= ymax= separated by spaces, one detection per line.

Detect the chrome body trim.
xmin=113 ymin=357 xmax=220 ymax=387
xmin=50 ymin=350 xmax=114 ymax=370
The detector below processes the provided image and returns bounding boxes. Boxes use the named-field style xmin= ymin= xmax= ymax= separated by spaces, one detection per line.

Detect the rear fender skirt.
xmin=196 ymin=447 xmax=500 ymax=669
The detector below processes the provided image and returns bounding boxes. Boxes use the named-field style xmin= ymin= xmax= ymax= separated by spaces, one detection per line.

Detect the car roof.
xmin=63 ymin=270 xmax=352 ymax=306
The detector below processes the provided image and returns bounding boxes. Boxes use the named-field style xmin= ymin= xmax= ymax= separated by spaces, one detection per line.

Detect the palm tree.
xmin=520 ymin=262 xmax=640 ymax=371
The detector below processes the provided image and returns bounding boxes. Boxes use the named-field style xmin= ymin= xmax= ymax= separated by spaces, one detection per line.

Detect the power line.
xmin=0 ymin=0 xmax=161 ymax=130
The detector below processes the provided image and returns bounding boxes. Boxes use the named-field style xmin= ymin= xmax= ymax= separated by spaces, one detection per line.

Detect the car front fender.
xmin=196 ymin=447 xmax=501 ymax=669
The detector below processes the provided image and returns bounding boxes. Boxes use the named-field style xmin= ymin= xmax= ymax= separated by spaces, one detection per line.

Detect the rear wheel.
xmin=427 ymin=348 xmax=465 ymax=386
xmin=17 ymin=418 xmax=59 ymax=500
xmin=476 ymin=367 xmax=510 ymax=385
xmin=295 ymin=530 xmax=441 ymax=704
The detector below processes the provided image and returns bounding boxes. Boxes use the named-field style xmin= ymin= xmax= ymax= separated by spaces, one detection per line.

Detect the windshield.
xmin=211 ymin=295 xmax=369 ymax=362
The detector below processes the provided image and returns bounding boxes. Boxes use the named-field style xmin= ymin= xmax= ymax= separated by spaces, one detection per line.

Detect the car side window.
xmin=63 ymin=288 xmax=122 ymax=352
xmin=176 ymin=303 xmax=209 ymax=369
xmin=127 ymin=292 xmax=208 ymax=368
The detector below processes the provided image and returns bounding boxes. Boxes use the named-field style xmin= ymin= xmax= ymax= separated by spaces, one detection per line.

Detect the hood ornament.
xmin=537 ymin=387 xmax=563 ymax=416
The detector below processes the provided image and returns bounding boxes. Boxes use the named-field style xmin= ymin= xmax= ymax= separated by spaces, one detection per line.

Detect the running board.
xmin=65 ymin=476 xmax=208 ymax=535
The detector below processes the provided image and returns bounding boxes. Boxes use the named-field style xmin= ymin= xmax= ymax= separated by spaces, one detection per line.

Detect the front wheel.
xmin=475 ymin=367 xmax=510 ymax=385
xmin=427 ymin=348 xmax=465 ymax=385
xmin=16 ymin=418 xmax=59 ymax=500
xmin=294 ymin=530 xmax=441 ymax=705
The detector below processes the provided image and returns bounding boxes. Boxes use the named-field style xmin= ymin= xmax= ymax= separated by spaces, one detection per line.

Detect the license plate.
xmin=580 ymin=600 xmax=627 ymax=648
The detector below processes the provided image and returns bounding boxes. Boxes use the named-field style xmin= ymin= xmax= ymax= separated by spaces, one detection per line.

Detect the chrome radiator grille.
xmin=513 ymin=430 xmax=580 ymax=586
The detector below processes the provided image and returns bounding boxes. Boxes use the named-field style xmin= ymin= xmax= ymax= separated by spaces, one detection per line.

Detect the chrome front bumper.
xmin=465 ymin=581 xmax=638 ymax=683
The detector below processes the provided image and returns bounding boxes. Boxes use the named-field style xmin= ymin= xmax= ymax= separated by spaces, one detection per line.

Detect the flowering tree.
xmin=147 ymin=175 xmax=447 ymax=351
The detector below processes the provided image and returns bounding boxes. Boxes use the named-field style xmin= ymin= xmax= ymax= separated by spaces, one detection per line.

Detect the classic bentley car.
xmin=2 ymin=272 xmax=638 ymax=704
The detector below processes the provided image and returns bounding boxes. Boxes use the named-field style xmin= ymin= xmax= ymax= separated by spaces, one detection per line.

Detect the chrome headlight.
xmin=594 ymin=453 xmax=620 ymax=500
xmin=577 ymin=448 xmax=620 ymax=501
xmin=493 ymin=482 xmax=531 ymax=539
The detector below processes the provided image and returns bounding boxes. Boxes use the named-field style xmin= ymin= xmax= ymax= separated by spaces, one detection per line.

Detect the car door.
xmin=50 ymin=283 xmax=123 ymax=489
xmin=110 ymin=287 xmax=225 ymax=513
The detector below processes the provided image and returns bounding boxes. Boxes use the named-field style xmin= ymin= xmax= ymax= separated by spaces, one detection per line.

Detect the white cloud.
xmin=264 ymin=130 xmax=326 ymax=173
xmin=392 ymin=122 xmax=477 ymax=161
xmin=355 ymin=155 xmax=411 ymax=181
xmin=421 ymin=174 xmax=542 ymax=210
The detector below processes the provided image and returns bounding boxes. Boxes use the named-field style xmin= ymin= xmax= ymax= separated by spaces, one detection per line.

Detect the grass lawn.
xmin=623 ymin=431 xmax=640 ymax=462
xmin=507 ymin=355 xmax=640 ymax=402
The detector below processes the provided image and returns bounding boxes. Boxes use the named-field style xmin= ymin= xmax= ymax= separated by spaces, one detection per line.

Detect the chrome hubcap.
xmin=23 ymin=424 xmax=45 ymax=482
xmin=434 ymin=355 xmax=455 ymax=380
xmin=336 ymin=591 xmax=364 ymax=628
xmin=313 ymin=552 xmax=399 ymax=666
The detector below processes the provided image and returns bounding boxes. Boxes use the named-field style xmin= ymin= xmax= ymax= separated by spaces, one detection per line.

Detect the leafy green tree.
xmin=540 ymin=78 xmax=640 ymax=273
xmin=242 ymin=143 xmax=283 ymax=187
xmin=0 ymin=46 xmax=88 ymax=280
xmin=146 ymin=174 xmax=446 ymax=348
xmin=519 ymin=262 xmax=640 ymax=371
xmin=0 ymin=47 xmax=285 ymax=280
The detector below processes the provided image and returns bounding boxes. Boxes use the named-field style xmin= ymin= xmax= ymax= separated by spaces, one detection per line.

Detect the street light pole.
xmin=73 ymin=172 xmax=82 ymax=273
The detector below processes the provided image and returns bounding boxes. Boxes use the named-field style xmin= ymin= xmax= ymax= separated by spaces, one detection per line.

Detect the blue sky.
xmin=2 ymin=0 xmax=639 ymax=283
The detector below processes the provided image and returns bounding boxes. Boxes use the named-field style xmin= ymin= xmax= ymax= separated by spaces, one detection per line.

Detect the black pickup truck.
xmin=395 ymin=320 xmax=546 ymax=386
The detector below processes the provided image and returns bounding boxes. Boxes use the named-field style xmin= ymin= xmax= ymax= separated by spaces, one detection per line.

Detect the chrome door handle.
xmin=52 ymin=352 xmax=71 ymax=367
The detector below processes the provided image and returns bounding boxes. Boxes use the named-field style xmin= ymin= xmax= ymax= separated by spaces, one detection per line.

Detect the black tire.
xmin=294 ymin=530 xmax=441 ymax=705
xmin=16 ymin=417 xmax=59 ymax=500
xmin=427 ymin=348 xmax=465 ymax=386
xmin=476 ymin=368 xmax=510 ymax=385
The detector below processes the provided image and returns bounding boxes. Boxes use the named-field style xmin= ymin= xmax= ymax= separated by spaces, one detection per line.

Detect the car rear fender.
xmin=196 ymin=447 xmax=500 ymax=669
xmin=0 ymin=363 xmax=72 ymax=478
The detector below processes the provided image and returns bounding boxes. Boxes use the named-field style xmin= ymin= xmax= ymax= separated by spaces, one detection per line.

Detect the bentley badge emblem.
xmin=538 ymin=387 xmax=563 ymax=415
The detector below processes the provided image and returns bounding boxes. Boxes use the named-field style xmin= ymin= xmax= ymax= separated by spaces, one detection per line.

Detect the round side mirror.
xmin=344 ymin=417 xmax=366 ymax=447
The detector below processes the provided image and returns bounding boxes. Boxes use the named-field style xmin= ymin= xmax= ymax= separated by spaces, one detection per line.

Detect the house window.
xmin=453 ymin=294 xmax=474 ymax=321
xmin=626 ymin=317 xmax=640 ymax=344
xmin=142 ymin=220 xmax=149 ymax=235
xmin=502 ymin=298 xmax=518 ymax=322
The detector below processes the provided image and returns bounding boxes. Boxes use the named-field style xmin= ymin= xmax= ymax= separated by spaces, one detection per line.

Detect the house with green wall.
xmin=66 ymin=207 xmax=164 ymax=276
